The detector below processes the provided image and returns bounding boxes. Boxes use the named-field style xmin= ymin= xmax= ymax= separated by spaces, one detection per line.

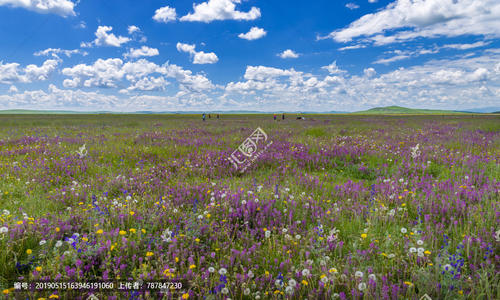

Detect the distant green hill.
xmin=353 ymin=106 xmax=468 ymax=115
xmin=0 ymin=109 xmax=91 ymax=114
xmin=0 ymin=106 xmax=482 ymax=115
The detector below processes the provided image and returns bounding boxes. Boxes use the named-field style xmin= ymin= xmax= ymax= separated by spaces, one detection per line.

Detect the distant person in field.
xmin=217 ymin=114 xmax=219 ymax=119
xmin=282 ymin=113 xmax=285 ymax=120
xmin=274 ymin=114 xmax=277 ymax=121
xmin=202 ymin=113 xmax=206 ymax=121
xmin=209 ymin=114 xmax=211 ymax=119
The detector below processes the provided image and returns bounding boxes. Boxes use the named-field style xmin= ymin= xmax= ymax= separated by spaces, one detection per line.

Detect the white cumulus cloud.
xmin=0 ymin=59 xmax=59 ymax=84
xmin=81 ymin=26 xmax=131 ymax=48
xmin=127 ymin=25 xmax=140 ymax=34
xmin=238 ymin=27 xmax=267 ymax=40
xmin=346 ymin=3 xmax=360 ymax=10
xmin=322 ymin=61 xmax=346 ymax=74
xmin=124 ymin=46 xmax=159 ymax=59
xmin=176 ymin=42 xmax=219 ymax=64
xmin=180 ymin=0 xmax=261 ymax=22
xmin=329 ymin=0 xmax=500 ymax=45
xmin=0 ymin=0 xmax=76 ymax=17
xmin=153 ymin=6 xmax=177 ymax=23
xmin=364 ymin=67 xmax=376 ymax=77
xmin=34 ymin=48 xmax=87 ymax=58
xmin=278 ymin=49 xmax=299 ymax=59
xmin=61 ymin=57 xmax=214 ymax=91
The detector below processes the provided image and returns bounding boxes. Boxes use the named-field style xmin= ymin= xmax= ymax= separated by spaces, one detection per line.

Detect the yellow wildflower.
xmin=119 ymin=230 xmax=126 ymax=235
xmin=26 ymin=249 xmax=32 ymax=255
xmin=146 ymin=252 xmax=154 ymax=257
xmin=361 ymin=233 xmax=367 ymax=239
xmin=189 ymin=264 xmax=196 ymax=269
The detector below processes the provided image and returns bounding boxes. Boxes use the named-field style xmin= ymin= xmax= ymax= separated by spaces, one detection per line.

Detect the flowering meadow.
xmin=0 ymin=114 xmax=498 ymax=299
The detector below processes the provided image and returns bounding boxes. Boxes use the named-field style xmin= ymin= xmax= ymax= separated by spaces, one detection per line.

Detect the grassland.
xmin=0 ymin=114 xmax=498 ymax=299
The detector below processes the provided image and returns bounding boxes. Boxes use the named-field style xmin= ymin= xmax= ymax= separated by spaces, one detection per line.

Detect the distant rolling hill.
xmin=353 ymin=106 xmax=468 ymax=115
xmin=0 ymin=106 xmax=495 ymax=115
xmin=0 ymin=109 xmax=113 ymax=114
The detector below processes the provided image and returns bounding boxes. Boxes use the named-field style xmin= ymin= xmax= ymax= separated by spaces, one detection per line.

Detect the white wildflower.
xmin=221 ymin=287 xmax=229 ymax=294
xmin=76 ymin=144 xmax=87 ymax=158
xmin=417 ymin=240 xmax=424 ymax=246
xmin=55 ymin=241 xmax=63 ymax=248
xmin=219 ymin=268 xmax=227 ymax=275
xmin=368 ymin=274 xmax=376 ymax=281
xmin=358 ymin=282 xmax=367 ymax=291
xmin=161 ymin=228 xmax=172 ymax=242
xmin=285 ymin=285 xmax=294 ymax=294
xmin=0 ymin=226 xmax=8 ymax=234
xmin=208 ymin=267 xmax=215 ymax=273
xmin=409 ymin=247 xmax=417 ymax=253
xmin=401 ymin=227 xmax=407 ymax=234
xmin=288 ymin=279 xmax=297 ymax=287
xmin=302 ymin=269 xmax=310 ymax=277
xmin=244 ymin=288 xmax=250 ymax=295
xmin=410 ymin=144 xmax=421 ymax=159
xmin=275 ymin=279 xmax=283 ymax=288
xmin=265 ymin=231 xmax=271 ymax=238
xmin=355 ymin=271 xmax=364 ymax=278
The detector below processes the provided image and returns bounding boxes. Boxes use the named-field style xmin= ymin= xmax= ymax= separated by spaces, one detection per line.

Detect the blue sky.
xmin=0 ymin=0 xmax=499 ymax=112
